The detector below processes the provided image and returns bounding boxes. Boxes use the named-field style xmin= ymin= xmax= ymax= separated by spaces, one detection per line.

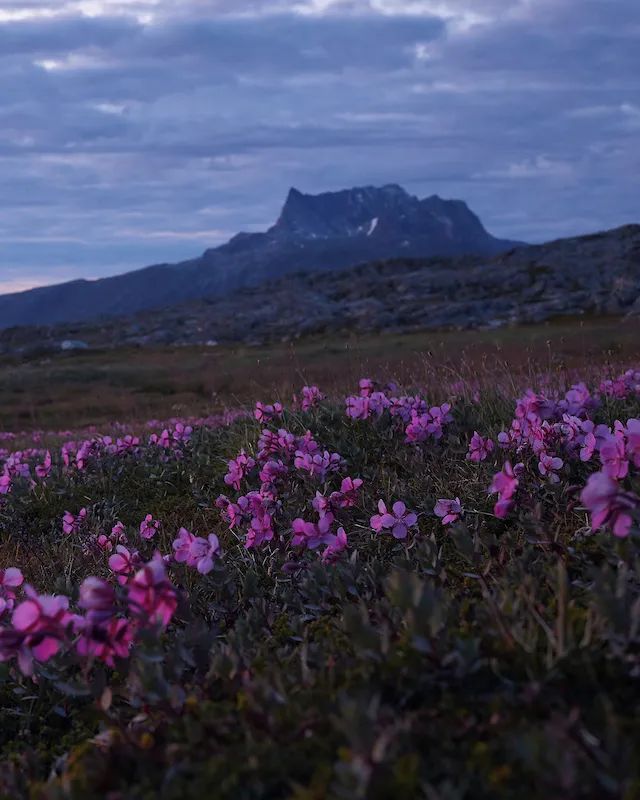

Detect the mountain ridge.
xmin=1 ymin=222 xmax=638 ymax=356
xmin=0 ymin=184 xmax=522 ymax=329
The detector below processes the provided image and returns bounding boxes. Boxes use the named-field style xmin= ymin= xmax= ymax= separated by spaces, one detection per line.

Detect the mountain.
xmin=0 ymin=184 xmax=521 ymax=329
xmin=2 ymin=223 xmax=638 ymax=356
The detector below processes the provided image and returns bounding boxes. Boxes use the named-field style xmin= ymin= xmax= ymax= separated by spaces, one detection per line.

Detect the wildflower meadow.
xmin=1 ymin=363 xmax=640 ymax=798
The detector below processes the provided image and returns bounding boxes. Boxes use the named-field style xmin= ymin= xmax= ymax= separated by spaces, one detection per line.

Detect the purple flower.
xmin=434 ymin=498 xmax=462 ymax=525
xmin=370 ymin=500 xmax=418 ymax=540
xmin=139 ymin=514 xmax=160 ymax=540
xmin=300 ymin=385 xmax=324 ymax=411
xmin=321 ymin=527 xmax=348 ymax=564
xmin=489 ymin=462 xmax=523 ymax=519
xmin=467 ymin=432 xmax=494 ymax=463
xmin=294 ymin=450 xmax=344 ymax=481
xmin=359 ymin=378 xmax=375 ymax=397
xmin=600 ymin=435 xmax=629 ymax=480
xmin=626 ymin=418 xmax=640 ymax=467
xmin=245 ymin=509 xmax=275 ymax=549
xmin=259 ymin=459 xmax=288 ymax=486
xmin=62 ymin=508 xmax=87 ymax=536
xmin=291 ymin=513 xmax=335 ymax=550
xmin=329 ymin=477 xmax=363 ymax=509
xmin=580 ymin=471 xmax=639 ymax=538
xmin=254 ymin=401 xmax=284 ymax=423
xmin=580 ymin=432 xmax=596 ymax=462
xmin=172 ymin=531 xmax=221 ymax=574
xmin=538 ymin=453 xmax=564 ymax=483
xmin=224 ymin=450 xmax=256 ymax=490
xmin=0 ymin=568 xmax=24 ymax=616
xmin=35 ymin=450 xmax=52 ymax=480
xmin=345 ymin=396 xmax=371 ymax=420
xmin=78 ymin=577 xmax=116 ymax=624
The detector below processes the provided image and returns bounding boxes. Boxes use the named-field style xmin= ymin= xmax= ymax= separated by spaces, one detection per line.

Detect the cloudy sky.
xmin=0 ymin=0 xmax=638 ymax=294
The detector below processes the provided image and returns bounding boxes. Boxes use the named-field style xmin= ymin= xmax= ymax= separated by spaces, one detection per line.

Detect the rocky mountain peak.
xmin=0 ymin=182 xmax=523 ymax=329
xmin=270 ymin=183 xmax=479 ymax=242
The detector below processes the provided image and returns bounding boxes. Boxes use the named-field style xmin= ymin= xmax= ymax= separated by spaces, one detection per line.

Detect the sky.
xmin=0 ymin=0 xmax=638 ymax=294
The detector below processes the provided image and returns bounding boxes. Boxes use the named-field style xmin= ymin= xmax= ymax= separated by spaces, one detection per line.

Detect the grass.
xmin=1 ymin=316 xmax=639 ymax=432
xmin=0 ymin=319 xmax=639 ymax=797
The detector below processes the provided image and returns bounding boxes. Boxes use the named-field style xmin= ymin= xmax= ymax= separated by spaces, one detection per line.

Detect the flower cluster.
xmin=0 ymin=556 xmax=177 ymax=676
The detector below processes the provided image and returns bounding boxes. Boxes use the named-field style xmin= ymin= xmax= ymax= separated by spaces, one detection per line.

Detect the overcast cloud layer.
xmin=0 ymin=0 xmax=638 ymax=293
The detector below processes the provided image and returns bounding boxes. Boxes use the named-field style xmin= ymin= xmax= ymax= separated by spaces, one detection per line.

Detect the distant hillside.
xmin=0 ymin=184 xmax=520 ymax=329
xmin=1 ymin=223 xmax=638 ymax=355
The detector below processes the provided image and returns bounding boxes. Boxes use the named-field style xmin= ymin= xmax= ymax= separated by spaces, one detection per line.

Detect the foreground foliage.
xmin=0 ymin=370 xmax=640 ymax=798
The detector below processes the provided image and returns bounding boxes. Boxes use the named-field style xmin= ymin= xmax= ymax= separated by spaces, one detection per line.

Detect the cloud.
xmin=476 ymin=156 xmax=575 ymax=180
xmin=0 ymin=0 xmax=638 ymax=289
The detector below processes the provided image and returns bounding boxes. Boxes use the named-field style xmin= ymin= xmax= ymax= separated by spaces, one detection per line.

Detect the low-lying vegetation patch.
xmin=0 ymin=368 xmax=640 ymax=797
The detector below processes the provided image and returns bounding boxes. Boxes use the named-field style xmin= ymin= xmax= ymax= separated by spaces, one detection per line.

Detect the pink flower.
xmin=434 ymin=498 xmax=462 ymax=525
xmin=172 ymin=529 xmax=221 ymax=574
xmin=111 ymin=521 xmax=128 ymax=544
xmin=300 ymin=385 xmax=324 ymax=411
xmin=78 ymin=577 xmax=116 ymax=623
xmin=257 ymin=428 xmax=297 ymax=461
xmin=0 ymin=474 xmax=10 ymax=495
xmin=580 ymin=471 xmax=639 ymax=538
xmin=388 ymin=395 xmax=424 ymax=423
xmin=139 ymin=514 xmax=160 ymax=540
xmin=172 ymin=527 xmax=198 ymax=564
xmin=467 ymin=432 xmax=494 ymax=463
xmin=294 ymin=450 xmax=344 ymax=481
xmin=370 ymin=500 xmax=418 ymax=540
xmin=9 ymin=588 xmax=74 ymax=674
xmin=538 ymin=453 xmax=564 ymax=483
xmin=330 ymin=476 xmax=363 ymax=508
xmin=493 ymin=497 xmax=514 ymax=519
xmin=321 ymin=527 xmax=348 ymax=564
xmin=0 ymin=568 xmax=24 ymax=616
xmin=172 ymin=422 xmax=193 ymax=444
xmin=76 ymin=617 xmax=133 ymax=667
xmin=62 ymin=508 xmax=87 ymax=536
xmin=490 ymin=461 xmax=521 ymax=499
xmin=489 ymin=461 xmax=523 ymax=519
xmin=127 ymin=556 xmax=177 ymax=628
xmin=254 ymin=401 xmax=284 ymax=423
xmin=216 ymin=494 xmax=252 ymax=529
xmin=405 ymin=404 xmax=453 ymax=444
xmin=96 ymin=534 xmax=113 ymax=552
xmin=600 ymin=435 xmax=629 ymax=480
xmin=369 ymin=391 xmax=391 ymax=415
xmin=345 ymin=396 xmax=371 ymax=420
xmin=370 ymin=499 xmax=388 ymax=533
xmin=149 ymin=429 xmax=172 ymax=449
xmin=312 ymin=492 xmax=330 ymax=518
xmin=359 ymin=378 xmax=375 ymax=397
xmin=291 ymin=514 xmax=335 ymax=549
xmin=35 ymin=450 xmax=52 ymax=480
xmin=580 ymin=432 xmax=596 ymax=462
xmin=108 ymin=545 xmax=139 ymax=585
xmin=259 ymin=459 xmax=288 ymax=486
xmin=245 ymin=510 xmax=275 ymax=549
xmin=224 ymin=450 xmax=256 ymax=490
xmin=195 ymin=534 xmax=221 ymax=575
xmin=626 ymin=418 xmax=640 ymax=467
xmin=114 ymin=435 xmax=140 ymax=455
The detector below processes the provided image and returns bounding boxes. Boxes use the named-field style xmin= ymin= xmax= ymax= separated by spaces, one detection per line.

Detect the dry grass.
xmin=1 ymin=315 xmax=638 ymax=432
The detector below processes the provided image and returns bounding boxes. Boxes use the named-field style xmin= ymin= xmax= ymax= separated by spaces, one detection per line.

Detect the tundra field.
xmin=1 ymin=316 xmax=639 ymax=432
xmin=1 ymin=319 xmax=640 ymax=798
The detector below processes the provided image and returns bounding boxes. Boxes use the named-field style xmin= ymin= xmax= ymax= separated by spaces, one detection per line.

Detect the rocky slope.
xmin=1 ymin=223 xmax=638 ymax=354
xmin=0 ymin=184 xmax=519 ymax=329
